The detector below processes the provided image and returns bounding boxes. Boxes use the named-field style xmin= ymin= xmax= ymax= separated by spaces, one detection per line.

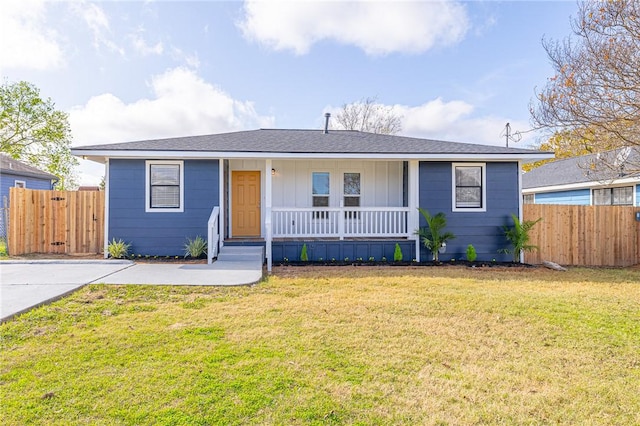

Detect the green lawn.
xmin=1 ymin=266 xmax=639 ymax=425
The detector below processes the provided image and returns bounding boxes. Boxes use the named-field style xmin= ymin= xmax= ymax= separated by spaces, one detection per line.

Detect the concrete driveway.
xmin=1 ymin=260 xmax=133 ymax=322
xmin=1 ymin=253 xmax=264 ymax=322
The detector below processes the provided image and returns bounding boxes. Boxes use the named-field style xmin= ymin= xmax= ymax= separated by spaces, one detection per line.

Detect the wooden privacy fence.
xmin=8 ymin=187 xmax=104 ymax=255
xmin=523 ymin=204 xmax=640 ymax=267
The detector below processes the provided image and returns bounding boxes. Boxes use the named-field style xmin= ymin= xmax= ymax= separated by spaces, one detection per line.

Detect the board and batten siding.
xmin=418 ymin=161 xmax=519 ymax=262
xmin=264 ymin=159 xmax=404 ymax=208
xmin=109 ymin=159 xmax=219 ymax=256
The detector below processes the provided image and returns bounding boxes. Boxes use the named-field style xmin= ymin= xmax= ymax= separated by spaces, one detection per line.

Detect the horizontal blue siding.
xmin=271 ymin=240 xmax=416 ymax=262
xmin=108 ymin=159 xmax=219 ymax=256
xmin=1 ymin=172 xmax=53 ymax=201
xmin=418 ymin=162 xmax=519 ymax=262
xmin=534 ymin=189 xmax=590 ymax=205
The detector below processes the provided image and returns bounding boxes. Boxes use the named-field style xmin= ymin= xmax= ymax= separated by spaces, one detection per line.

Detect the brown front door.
xmin=231 ymin=171 xmax=261 ymax=236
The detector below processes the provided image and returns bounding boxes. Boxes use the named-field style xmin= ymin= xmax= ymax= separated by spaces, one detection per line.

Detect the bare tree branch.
xmin=332 ymin=96 xmax=403 ymax=135
xmin=530 ymin=0 xmax=640 ymax=174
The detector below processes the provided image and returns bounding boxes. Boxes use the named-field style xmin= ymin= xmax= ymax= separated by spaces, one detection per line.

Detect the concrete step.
xmin=216 ymin=246 xmax=264 ymax=263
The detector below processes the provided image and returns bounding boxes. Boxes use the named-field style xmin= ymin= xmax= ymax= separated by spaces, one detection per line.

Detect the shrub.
xmin=500 ymin=213 xmax=542 ymax=262
xmin=184 ymin=236 xmax=207 ymax=258
xmin=107 ymin=238 xmax=131 ymax=259
xmin=0 ymin=237 xmax=7 ymax=257
xmin=394 ymin=243 xmax=403 ymax=262
xmin=466 ymin=244 xmax=477 ymax=262
xmin=300 ymin=243 xmax=309 ymax=262
xmin=416 ymin=208 xmax=455 ymax=261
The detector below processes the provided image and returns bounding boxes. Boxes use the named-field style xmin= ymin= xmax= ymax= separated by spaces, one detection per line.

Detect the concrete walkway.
xmin=0 ymin=246 xmax=264 ymax=322
xmin=97 ymin=247 xmax=264 ymax=286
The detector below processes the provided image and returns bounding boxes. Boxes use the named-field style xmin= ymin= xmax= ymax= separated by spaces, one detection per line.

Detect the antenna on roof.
xmin=502 ymin=122 xmax=522 ymax=147
xmin=324 ymin=113 xmax=331 ymax=134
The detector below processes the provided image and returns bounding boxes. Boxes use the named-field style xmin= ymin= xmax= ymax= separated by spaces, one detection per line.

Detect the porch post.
xmin=218 ymin=158 xmax=225 ymax=250
xmin=409 ymin=160 xmax=420 ymax=262
xmin=265 ymin=159 xmax=273 ymax=272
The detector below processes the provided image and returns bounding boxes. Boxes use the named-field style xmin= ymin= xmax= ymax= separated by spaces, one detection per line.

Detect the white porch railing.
xmin=207 ymin=206 xmax=220 ymax=264
xmin=271 ymin=207 xmax=411 ymax=239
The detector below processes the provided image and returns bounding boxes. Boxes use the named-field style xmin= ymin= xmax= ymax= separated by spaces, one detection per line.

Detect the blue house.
xmin=72 ymin=128 xmax=550 ymax=270
xmin=0 ymin=153 xmax=58 ymax=238
xmin=522 ymin=148 xmax=640 ymax=206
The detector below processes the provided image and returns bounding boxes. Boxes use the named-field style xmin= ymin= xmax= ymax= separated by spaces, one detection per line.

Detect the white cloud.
xmin=398 ymin=99 xmax=531 ymax=146
xmin=0 ymin=0 xmax=64 ymax=73
xmin=239 ymin=0 xmax=469 ymax=55
xmin=130 ymin=33 xmax=164 ymax=56
xmin=325 ymin=98 xmax=531 ymax=147
xmin=70 ymin=67 xmax=274 ymax=184
xmin=170 ymin=47 xmax=200 ymax=69
xmin=70 ymin=1 xmax=124 ymax=55
xmin=69 ymin=67 xmax=274 ymax=145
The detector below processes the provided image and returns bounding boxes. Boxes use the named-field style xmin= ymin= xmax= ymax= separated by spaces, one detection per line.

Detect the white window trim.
xmin=145 ymin=160 xmax=184 ymax=213
xmin=342 ymin=171 xmax=362 ymax=208
xmin=452 ymin=163 xmax=487 ymax=212
xmin=14 ymin=180 xmax=26 ymax=188
xmin=311 ymin=170 xmax=331 ymax=207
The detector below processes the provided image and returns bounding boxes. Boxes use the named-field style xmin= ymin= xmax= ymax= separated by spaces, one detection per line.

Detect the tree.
xmin=523 ymin=130 xmax=596 ymax=172
xmin=530 ymin=0 xmax=640 ymax=175
xmin=332 ymin=96 xmax=402 ymax=135
xmin=1 ymin=80 xmax=77 ymax=189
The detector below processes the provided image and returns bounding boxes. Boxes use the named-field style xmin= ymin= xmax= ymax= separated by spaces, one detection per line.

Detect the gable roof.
xmin=0 ymin=153 xmax=58 ymax=181
xmin=72 ymin=129 xmax=552 ymax=162
xmin=522 ymin=147 xmax=640 ymax=190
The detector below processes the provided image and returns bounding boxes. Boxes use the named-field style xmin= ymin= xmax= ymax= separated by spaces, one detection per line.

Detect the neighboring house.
xmin=72 ymin=128 xmax=551 ymax=269
xmin=0 ymin=153 xmax=58 ymax=238
xmin=522 ymin=147 xmax=640 ymax=206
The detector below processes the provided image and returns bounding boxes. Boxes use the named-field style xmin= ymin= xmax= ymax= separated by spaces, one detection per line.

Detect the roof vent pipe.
xmin=324 ymin=112 xmax=331 ymax=134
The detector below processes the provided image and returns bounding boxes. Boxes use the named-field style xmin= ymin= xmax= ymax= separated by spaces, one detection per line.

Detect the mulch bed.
xmin=275 ymin=260 xmax=535 ymax=268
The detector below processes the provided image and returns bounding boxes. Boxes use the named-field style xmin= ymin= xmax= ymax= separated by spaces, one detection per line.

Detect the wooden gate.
xmin=8 ymin=188 xmax=104 ymax=255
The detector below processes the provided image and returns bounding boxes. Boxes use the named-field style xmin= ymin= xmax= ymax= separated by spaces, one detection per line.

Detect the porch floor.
xmin=225 ymin=237 xmax=410 ymax=243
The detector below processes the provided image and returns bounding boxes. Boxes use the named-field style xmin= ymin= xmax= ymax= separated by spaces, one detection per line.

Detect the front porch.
xmin=206 ymin=158 xmax=422 ymax=270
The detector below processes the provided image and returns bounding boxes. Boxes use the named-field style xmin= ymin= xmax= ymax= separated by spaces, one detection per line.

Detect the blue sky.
xmin=1 ymin=0 xmax=578 ymax=185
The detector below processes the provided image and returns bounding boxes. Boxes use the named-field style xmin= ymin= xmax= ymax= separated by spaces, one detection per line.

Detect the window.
xmin=523 ymin=194 xmax=535 ymax=204
xmin=452 ymin=163 xmax=486 ymax=211
xmin=14 ymin=180 xmax=26 ymax=188
xmin=343 ymin=172 xmax=361 ymax=219
xmin=343 ymin=173 xmax=360 ymax=207
xmin=593 ymin=186 xmax=633 ymax=206
xmin=146 ymin=161 xmax=184 ymax=212
xmin=312 ymin=172 xmax=330 ymax=218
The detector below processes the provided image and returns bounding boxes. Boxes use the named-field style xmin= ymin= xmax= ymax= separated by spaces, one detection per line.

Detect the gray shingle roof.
xmin=0 ymin=153 xmax=58 ymax=181
xmin=73 ymin=129 xmax=545 ymax=156
xmin=522 ymin=147 xmax=640 ymax=189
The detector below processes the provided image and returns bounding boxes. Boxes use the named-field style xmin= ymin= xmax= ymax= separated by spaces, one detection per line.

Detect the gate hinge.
xmin=51 ymin=197 xmax=66 ymax=201
xmin=50 ymin=242 xmax=65 ymax=246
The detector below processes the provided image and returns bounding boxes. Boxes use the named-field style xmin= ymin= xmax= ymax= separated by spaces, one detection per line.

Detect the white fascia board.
xmin=71 ymin=149 xmax=554 ymax=162
xmin=523 ymin=176 xmax=640 ymax=194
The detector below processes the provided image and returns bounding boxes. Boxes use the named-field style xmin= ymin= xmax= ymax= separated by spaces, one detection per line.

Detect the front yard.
xmin=1 ymin=266 xmax=639 ymax=424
